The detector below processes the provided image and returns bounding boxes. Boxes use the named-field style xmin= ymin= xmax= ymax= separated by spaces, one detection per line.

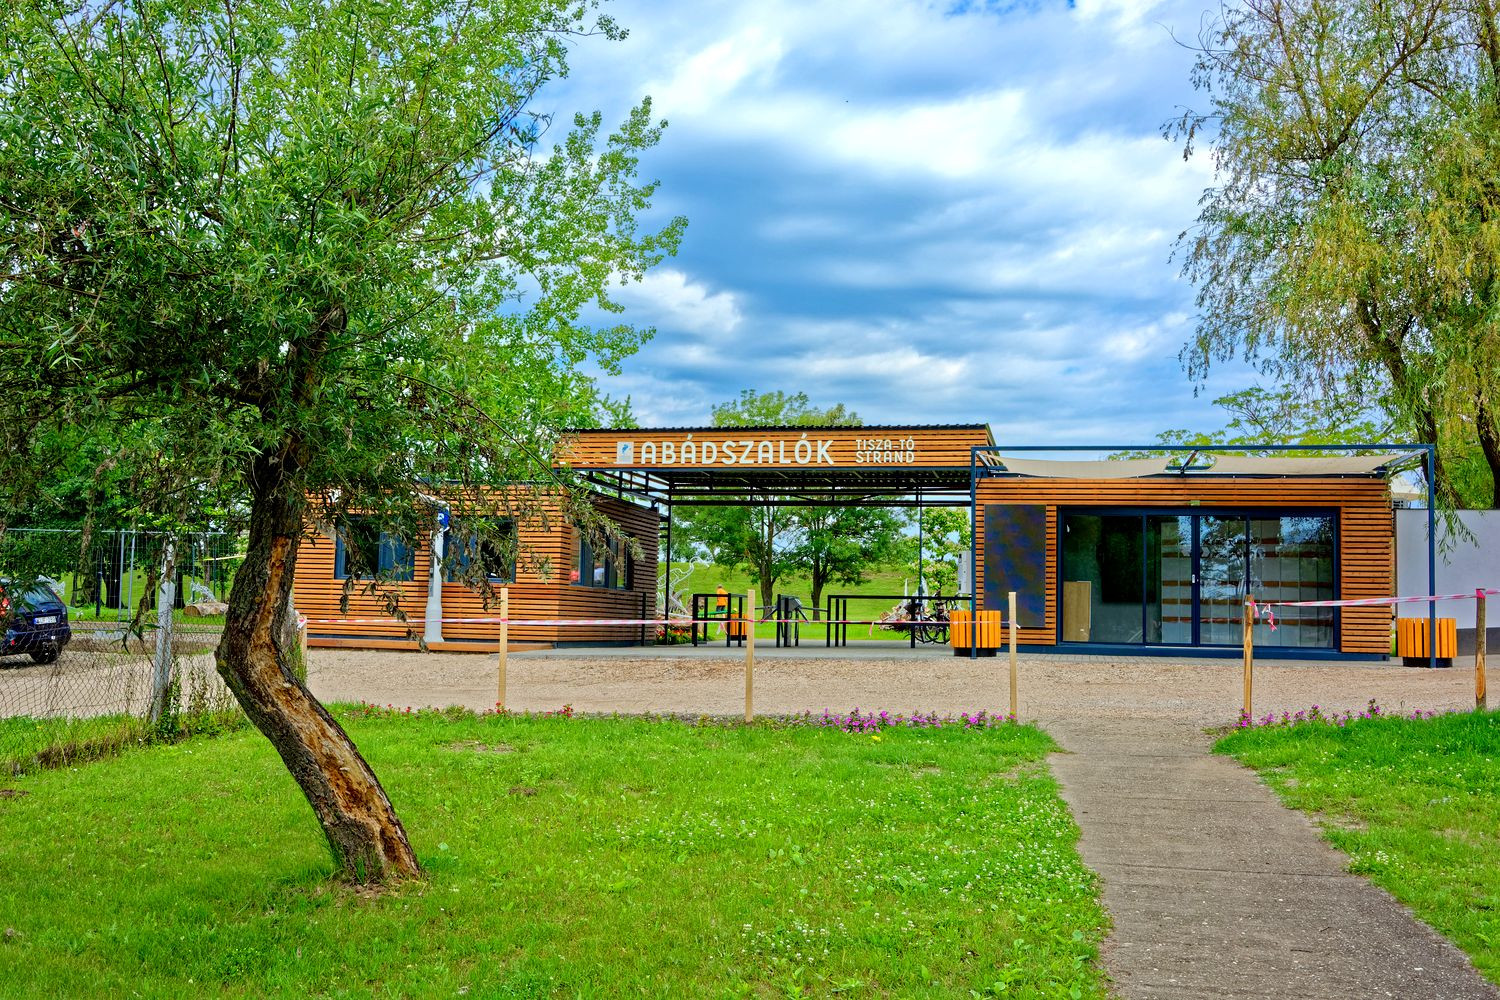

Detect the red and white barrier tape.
xmin=303 ymin=615 xmax=963 ymax=627
xmin=1250 ymin=588 xmax=1499 ymax=633
xmin=1264 ymin=588 xmax=1500 ymax=608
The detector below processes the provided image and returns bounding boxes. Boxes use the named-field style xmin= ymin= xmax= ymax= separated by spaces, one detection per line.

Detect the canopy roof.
xmin=991 ymin=452 xmax=1414 ymax=479
xmin=557 ymin=424 xmax=1420 ymax=505
xmin=558 ymin=424 xmax=993 ymax=506
xmin=994 ymin=456 xmax=1173 ymax=479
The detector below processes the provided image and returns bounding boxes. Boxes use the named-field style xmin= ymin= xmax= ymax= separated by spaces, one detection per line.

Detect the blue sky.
xmin=550 ymin=0 xmax=1246 ymax=442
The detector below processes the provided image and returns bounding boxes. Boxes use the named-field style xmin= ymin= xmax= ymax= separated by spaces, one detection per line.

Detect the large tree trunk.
xmin=810 ymin=564 xmax=827 ymax=619
xmin=1474 ymin=385 xmax=1500 ymax=509
xmin=216 ymin=453 xmax=422 ymax=883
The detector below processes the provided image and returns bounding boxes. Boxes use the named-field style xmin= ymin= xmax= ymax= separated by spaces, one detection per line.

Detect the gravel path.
xmin=305 ymin=646 xmax=1483 ymax=724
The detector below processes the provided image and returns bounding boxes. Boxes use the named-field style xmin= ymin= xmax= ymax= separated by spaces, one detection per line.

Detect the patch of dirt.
xmin=450 ymin=741 xmax=515 ymax=754
xmin=507 ymin=785 xmax=538 ymax=797
xmin=1323 ymin=815 xmax=1369 ymax=833
xmin=0 ymin=789 xmax=28 ymax=798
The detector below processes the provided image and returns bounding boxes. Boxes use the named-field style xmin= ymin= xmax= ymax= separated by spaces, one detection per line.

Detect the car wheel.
xmin=29 ymin=647 xmax=59 ymax=665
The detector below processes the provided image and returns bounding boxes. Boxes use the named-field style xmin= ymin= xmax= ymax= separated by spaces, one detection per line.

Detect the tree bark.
xmin=216 ymin=450 xmax=422 ymax=884
xmin=810 ymin=563 xmax=827 ymax=618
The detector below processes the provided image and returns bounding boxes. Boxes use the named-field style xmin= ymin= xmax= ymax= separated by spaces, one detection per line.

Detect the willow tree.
xmin=0 ymin=0 xmax=682 ymax=881
xmin=1173 ymin=0 xmax=1500 ymax=506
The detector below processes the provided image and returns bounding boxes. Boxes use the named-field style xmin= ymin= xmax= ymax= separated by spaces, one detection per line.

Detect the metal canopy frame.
xmin=965 ymin=443 xmax=1437 ymax=666
xmin=573 ymin=450 xmax=978 ymax=622
xmin=574 ymin=466 xmax=975 ymax=508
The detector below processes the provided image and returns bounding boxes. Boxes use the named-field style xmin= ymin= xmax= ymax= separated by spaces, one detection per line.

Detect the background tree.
xmin=1172 ymin=0 xmax=1500 ymax=507
xmin=0 ymin=0 xmax=682 ymax=882
xmin=1149 ymin=385 xmax=1396 ymax=451
xmin=792 ymin=506 xmax=907 ymax=614
xmin=903 ymin=507 xmax=971 ymax=597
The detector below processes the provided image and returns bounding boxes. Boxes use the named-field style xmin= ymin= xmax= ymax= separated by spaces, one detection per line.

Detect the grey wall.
xmin=1395 ymin=509 xmax=1500 ymax=629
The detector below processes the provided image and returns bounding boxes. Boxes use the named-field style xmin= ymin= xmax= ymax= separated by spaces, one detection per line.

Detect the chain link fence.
xmin=1 ymin=622 xmax=239 ymax=775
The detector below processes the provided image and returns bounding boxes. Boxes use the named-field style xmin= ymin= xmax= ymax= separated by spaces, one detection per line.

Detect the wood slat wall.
xmin=974 ymin=476 xmax=1393 ymax=654
xmin=293 ymin=493 xmax=660 ymax=647
xmin=560 ymin=425 xmax=992 ymax=469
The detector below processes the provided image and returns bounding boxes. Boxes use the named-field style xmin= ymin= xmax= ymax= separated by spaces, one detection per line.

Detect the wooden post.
xmin=1008 ymin=591 xmax=1019 ymax=719
xmin=497 ymin=587 xmax=509 ymax=712
xmin=1476 ymin=590 xmax=1488 ymax=711
xmin=745 ymin=589 xmax=755 ymax=723
xmin=1243 ymin=596 xmax=1254 ymax=720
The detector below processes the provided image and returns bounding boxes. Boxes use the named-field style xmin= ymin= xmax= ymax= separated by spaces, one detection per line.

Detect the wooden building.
xmin=293 ymin=492 xmax=658 ymax=650
xmin=974 ymin=454 xmax=1401 ymax=657
xmin=297 ymin=425 xmax=1415 ymax=658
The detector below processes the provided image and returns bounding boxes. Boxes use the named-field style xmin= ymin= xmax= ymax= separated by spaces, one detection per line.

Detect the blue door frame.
xmin=1055 ymin=507 xmax=1341 ymax=652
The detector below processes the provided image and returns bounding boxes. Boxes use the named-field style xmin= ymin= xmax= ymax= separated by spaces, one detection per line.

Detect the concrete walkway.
xmin=1045 ymin=718 xmax=1499 ymax=1000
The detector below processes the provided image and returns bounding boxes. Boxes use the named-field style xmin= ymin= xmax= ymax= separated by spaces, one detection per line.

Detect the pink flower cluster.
xmin=1236 ymin=699 xmax=1456 ymax=730
xmin=811 ymin=708 xmax=1018 ymax=733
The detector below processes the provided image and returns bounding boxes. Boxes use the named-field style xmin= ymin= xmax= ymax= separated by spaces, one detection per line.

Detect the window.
xmin=1059 ymin=511 xmax=1334 ymax=649
xmin=333 ymin=519 xmax=414 ymax=581
xmin=575 ymin=532 xmax=632 ymax=590
xmin=448 ymin=520 xmax=516 ymax=584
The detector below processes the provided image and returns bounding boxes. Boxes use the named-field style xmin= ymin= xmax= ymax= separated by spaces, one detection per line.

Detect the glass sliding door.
xmin=1249 ymin=516 xmax=1335 ymax=647
xmin=1060 ymin=510 xmax=1337 ymax=650
xmin=1060 ymin=514 xmax=1146 ymax=643
xmin=1147 ymin=515 xmax=1193 ymax=644
xmin=1197 ymin=516 xmax=1250 ymax=645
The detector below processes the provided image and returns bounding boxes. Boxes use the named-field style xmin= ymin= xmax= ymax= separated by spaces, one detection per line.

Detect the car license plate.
xmin=33 ymin=615 xmax=57 ymax=624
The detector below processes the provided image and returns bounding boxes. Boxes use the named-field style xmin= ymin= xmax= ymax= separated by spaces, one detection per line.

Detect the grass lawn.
xmin=1217 ymin=710 xmax=1500 ymax=985
xmin=0 ymin=710 xmax=1107 ymax=999
xmin=0 ymin=712 xmax=152 ymax=773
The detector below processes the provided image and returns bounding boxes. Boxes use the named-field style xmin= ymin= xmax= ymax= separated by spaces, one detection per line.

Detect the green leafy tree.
xmin=1150 ymin=386 xmax=1396 ymax=451
xmin=0 ymin=0 xmax=682 ymax=881
xmin=1172 ymin=0 xmax=1500 ymax=507
xmin=793 ymin=506 xmax=908 ymax=614
xmin=905 ymin=507 xmax=971 ymax=597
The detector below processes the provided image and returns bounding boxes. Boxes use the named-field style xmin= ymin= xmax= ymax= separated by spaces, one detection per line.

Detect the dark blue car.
xmin=1 ymin=582 xmax=71 ymax=664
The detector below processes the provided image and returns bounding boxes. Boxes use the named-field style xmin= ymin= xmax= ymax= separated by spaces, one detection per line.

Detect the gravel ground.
xmin=305 ymin=646 xmax=1484 ymax=726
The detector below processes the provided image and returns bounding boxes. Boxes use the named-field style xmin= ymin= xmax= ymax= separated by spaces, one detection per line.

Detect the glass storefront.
xmin=1061 ymin=511 xmax=1336 ymax=649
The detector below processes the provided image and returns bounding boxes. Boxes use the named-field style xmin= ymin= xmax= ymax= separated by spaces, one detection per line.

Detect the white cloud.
xmin=549 ymin=0 xmax=1245 ymax=440
xmin=615 ymin=270 xmax=744 ymax=335
xmin=645 ymin=25 xmax=786 ymax=118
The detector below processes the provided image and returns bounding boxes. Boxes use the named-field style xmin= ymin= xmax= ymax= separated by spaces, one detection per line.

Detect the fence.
xmin=1243 ymin=589 xmax=1494 ymax=718
xmin=1 ymin=620 xmax=236 ymax=774
xmin=1 ymin=528 xmax=241 ymax=618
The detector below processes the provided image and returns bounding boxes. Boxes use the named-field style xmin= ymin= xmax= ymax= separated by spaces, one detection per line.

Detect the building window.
xmin=448 ymin=520 xmax=516 ymax=584
xmin=334 ymin=519 xmax=414 ymax=581
xmin=1059 ymin=510 xmax=1334 ymax=649
xmin=575 ymin=532 xmax=632 ymax=590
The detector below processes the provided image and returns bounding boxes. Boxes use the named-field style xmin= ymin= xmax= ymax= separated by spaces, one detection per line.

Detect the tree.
xmin=1150 ymin=385 xmax=1396 ymax=451
xmin=676 ymin=391 xmax=866 ymax=610
xmin=690 ymin=504 xmax=801 ymax=613
xmin=904 ymin=507 xmax=970 ymax=596
xmin=0 ymin=0 xmax=682 ymax=882
xmin=1172 ymin=0 xmax=1500 ymax=508
xmin=794 ymin=507 xmax=908 ymax=613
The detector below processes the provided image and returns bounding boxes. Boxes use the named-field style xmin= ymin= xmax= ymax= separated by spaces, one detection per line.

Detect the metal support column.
xmin=1427 ymin=445 xmax=1437 ymax=670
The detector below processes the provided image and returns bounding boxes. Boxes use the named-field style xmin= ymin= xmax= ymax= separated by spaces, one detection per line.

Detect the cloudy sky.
xmin=549 ymin=0 xmax=1246 ymax=442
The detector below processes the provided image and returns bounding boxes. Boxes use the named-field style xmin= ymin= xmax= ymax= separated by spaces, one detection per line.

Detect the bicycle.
xmin=904 ymin=596 xmax=951 ymax=645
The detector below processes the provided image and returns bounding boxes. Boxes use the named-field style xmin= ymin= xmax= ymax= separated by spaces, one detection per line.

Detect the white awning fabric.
xmin=993 ymin=452 xmax=1411 ymax=479
xmin=1204 ymin=454 xmax=1407 ymax=476
xmin=995 ymin=456 xmax=1173 ymax=478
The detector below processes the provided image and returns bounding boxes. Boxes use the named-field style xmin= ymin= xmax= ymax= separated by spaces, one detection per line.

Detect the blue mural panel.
xmin=983 ymin=504 xmax=1048 ymax=627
